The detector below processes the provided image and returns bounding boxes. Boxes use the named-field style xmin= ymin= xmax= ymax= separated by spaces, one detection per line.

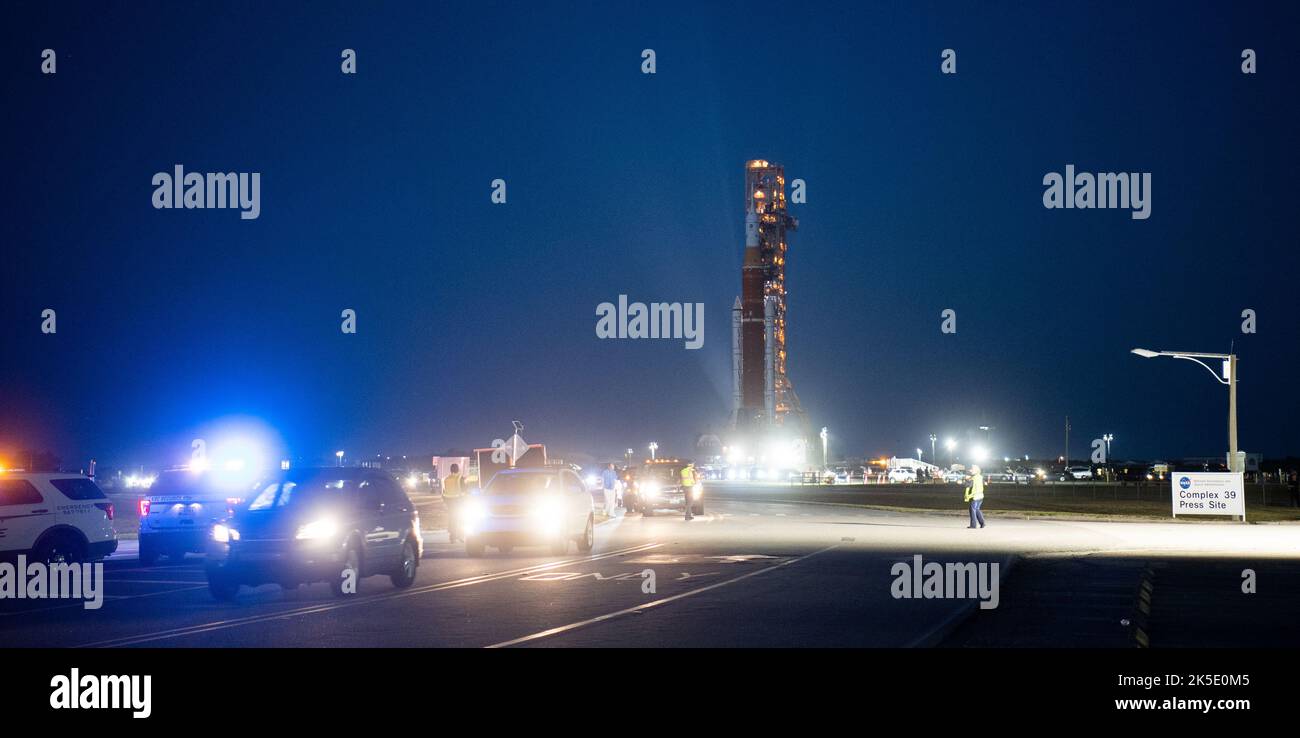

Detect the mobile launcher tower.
xmin=729 ymin=160 xmax=811 ymax=470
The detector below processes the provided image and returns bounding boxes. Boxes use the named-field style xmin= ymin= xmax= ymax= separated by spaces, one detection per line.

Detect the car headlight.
xmin=460 ymin=498 xmax=487 ymax=529
xmin=212 ymin=523 xmax=239 ymax=543
xmin=295 ymin=518 xmax=339 ymax=540
xmin=533 ymin=496 xmax=565 ymax=531
xmin=641 ymin=482 xmax=660 ymax=498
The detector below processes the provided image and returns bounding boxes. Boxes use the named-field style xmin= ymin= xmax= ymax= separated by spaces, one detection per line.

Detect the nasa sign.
xmin=1171 ymin=472 xmax=1245 ymax=520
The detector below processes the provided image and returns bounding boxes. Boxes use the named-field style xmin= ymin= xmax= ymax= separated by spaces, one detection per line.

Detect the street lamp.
xmin=1102 ymin=433 xmax=1114 ymax=462
xmin=929 ymin=434 xmax=937 ymax=464
xmin=648 ymin=441 xmax=658 ymax=461
xmin=335 ymin=450 xmax=344 ymax=467
xmin=819 ymin=427 xmax=829 ymax=469
xmin=1131 ymin=348 xmax=1239 ymax=472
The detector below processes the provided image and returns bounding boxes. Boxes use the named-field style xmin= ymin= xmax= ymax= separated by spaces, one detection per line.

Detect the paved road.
xmin=4 ymin=496 xmax=1297 ymax=647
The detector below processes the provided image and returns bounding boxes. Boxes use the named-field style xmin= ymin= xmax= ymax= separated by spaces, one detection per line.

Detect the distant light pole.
xmin=929 ymin=434 xmax=937 ymax=465
xmin=335 ymin=450 xmax=344 ymax=467
xmin=1103 ymin=433 xmax=1114 ymax=462
xmin=1132 ymin=348 xmax=1240 ymax=471
xmin=819 ymin=427 xmax=829 ymax=469
xmin=1064 ymin=416 xmax=1071 ymax=466
xmin=648 ymin=441 xmax=658 ymax=461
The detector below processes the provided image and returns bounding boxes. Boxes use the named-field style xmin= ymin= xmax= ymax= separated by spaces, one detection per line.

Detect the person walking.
xmin=681 ymin=462 xmax=697 ymax=521
xmin=601 ymin=463 xmax=619 ymax=516
xmin=964 ymin=464 xmax=986 ymax=529
xmin=443 ymin=463 xmax=466 ymax=543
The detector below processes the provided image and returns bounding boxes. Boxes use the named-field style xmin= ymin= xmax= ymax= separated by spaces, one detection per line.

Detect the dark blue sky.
xmin=2 ymin=1 xmax=1297 ymax=468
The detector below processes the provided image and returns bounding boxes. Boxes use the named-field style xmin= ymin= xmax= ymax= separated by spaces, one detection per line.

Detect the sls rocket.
xmin=731 ymin=159 xmax=803 ymax=433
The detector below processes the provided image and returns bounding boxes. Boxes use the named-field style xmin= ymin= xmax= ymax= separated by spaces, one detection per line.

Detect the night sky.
xmin=2 ymin=1 xmax=1297 ymax=469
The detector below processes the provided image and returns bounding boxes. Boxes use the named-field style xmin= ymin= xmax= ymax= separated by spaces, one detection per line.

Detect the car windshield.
xmin=149 ymin=471 xmax=211 ymax=496
xmin=486 ymin=472 xmax=559 ymax=495
xmin=246 ymin=476 xmax=356 ymax=511
xmin=640 ymin=466 xmax=684 ymax=482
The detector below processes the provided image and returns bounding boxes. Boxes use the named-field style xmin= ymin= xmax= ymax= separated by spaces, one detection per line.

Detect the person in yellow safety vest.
xmin=443 ymin=463 xmax=466 ymax=543
xmin=964 ymin=464 xmax=986 ymax=529
xmin=680 ymin=463 xmax=697 ymax=521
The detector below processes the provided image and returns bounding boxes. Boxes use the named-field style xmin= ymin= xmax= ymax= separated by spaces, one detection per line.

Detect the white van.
xmin=0 ymin=472 xmax=118 ymax=562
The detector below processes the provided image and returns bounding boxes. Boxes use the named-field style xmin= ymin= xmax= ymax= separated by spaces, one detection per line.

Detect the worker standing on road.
xmin=443 ymin=463 xmax=466 ymax=543
xmin=964 ymin=465 xmax=986 ymax=529
xmin=681 ymin=462 xmax=697 ymax=521
xmin=601 ymin=463 xmax=619 ymax=516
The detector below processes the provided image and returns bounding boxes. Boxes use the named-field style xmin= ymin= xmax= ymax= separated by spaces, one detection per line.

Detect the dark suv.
xmin=627 ymin=461 xmax=703 ymax=516
xmin=205 ymin=467 xmax=422 ymax=600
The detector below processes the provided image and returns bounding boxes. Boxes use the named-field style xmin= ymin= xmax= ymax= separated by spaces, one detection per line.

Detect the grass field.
xmin=709 ymin=481 xmax=1300 ymax=523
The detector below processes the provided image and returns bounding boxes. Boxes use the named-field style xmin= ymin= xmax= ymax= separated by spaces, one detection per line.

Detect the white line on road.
xmin=80 ymin=541 xmax=664 ymax=648
xmin=486 ymin=543 xmax=841 ymax=648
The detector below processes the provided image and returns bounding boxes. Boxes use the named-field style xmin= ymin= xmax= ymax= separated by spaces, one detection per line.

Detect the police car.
xmin=138 ymin=469 xmax=238 ymax=565
xmin=0 ymin=471 xmax=118 ymax=562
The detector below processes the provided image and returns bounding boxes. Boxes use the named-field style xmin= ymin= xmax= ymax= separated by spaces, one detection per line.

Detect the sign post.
xmin=1171 ymin=472 xmax=1246 ymax=522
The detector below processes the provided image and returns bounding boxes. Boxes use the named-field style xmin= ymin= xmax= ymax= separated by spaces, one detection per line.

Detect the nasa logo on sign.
xmin=1179 ymin=476 xmax=1192 ymax=490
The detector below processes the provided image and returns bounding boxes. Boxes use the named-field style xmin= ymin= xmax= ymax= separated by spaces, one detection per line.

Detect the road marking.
xmin=79 ymin=541 xmax=663 ymax=648
xmin=0 ymin=585 xmax=208 ymax=617
xmin=486 ymin=544 xmax=840 ymax=648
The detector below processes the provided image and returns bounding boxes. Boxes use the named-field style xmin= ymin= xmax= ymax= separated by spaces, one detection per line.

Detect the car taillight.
xmin=138 ymin=498 xmax=150 ymax=517
xmin=96 ymin=502 xmax=115 ymax=520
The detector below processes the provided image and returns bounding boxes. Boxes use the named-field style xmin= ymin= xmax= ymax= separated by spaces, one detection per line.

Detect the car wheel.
xmin=330 ymin=543 xmax=361 ymax=597
xmin=496 ymin=544 xmax=514 ymax=554
xmin=465 ymin=538 xmax=485 ymax=557
xmin=207 ymin=570 xmax=239 ymax=601
xmin=550 ymin=536 xmax=569 ymax=556
xmin=390 ymin=539 xmax=418 ymax=589
xmin=576 ymin=515 xmax=594 ymax=552
xmin=138 ymin=538 xmax=161 ymax=566
xmin=34 ymin=532 xmax=86 ymax=564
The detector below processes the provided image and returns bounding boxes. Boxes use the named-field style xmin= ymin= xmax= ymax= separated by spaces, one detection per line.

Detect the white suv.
xmin=1063 ymin=466 xmax=1094 ymax=480
xmin=0 ymin=472 xmax=118 ymax=562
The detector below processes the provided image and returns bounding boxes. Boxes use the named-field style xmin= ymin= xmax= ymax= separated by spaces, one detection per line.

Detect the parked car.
xmin=887 ymin=467 xmax=918 ymax=483
xmin=0 ymin=472 xmax=117 ymax=563
xmin=204 ymin=467 xmax=423 ymax=600
xmin=460 ymin=466 xmax=595 ymax=556
xmin=1060 ymin=466 xmax=1094 ymax=481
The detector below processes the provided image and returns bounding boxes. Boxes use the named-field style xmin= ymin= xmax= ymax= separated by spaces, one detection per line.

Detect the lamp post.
xmin=648 ymin=441 xmax=658 ymax=461
xmin=1131 ymin=348 xmax=1239 ymax=472
xmin=335 ymin=450 xmax=344 ymax=467
xmin=819 ymin=427 xmax=829 ymax=469
xmin=929 ymin=434 xmax=937 ymax=465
